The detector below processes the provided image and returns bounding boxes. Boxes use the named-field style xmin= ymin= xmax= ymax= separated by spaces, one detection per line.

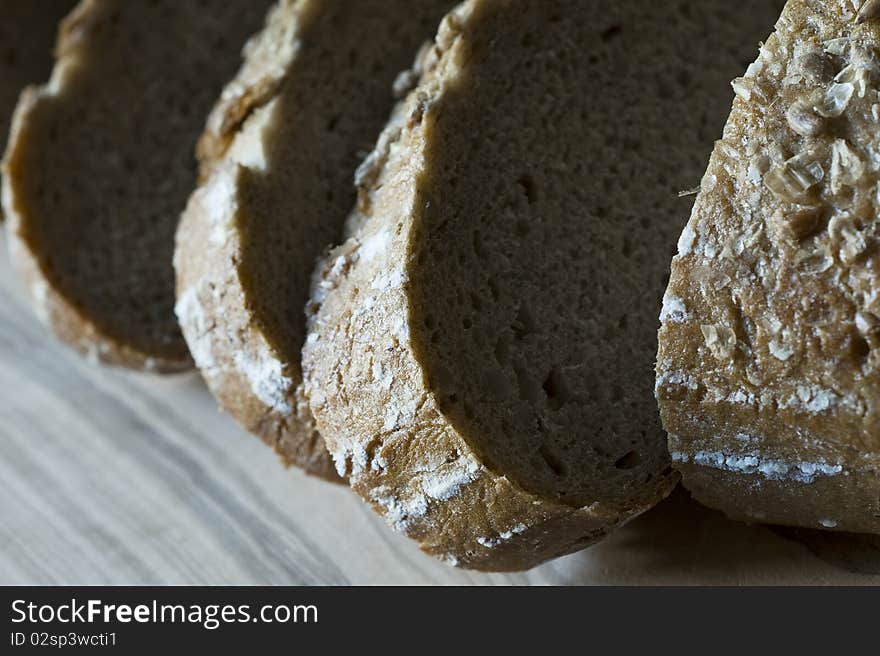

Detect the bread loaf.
xmin=303 ymin=0 xmax=783 ymax=570
xmin=174 ymin=0 xmax=457 ymax=479
xmin=0 ymin=0 xmax=77 ymax=221
xmin=2 ymin=0 xmax=272 ymax=371
xmin=657 ymin=0 xmax=880 ymax=535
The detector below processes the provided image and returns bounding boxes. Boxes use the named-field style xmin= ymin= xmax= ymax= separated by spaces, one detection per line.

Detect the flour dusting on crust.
xmin=671 ymin=449 xmax=844 ymax=483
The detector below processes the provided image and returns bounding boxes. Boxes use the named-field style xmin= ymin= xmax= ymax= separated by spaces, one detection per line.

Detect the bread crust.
xmin=303 ymin=1 xmax=677 ymax=571
xmin=176 ymin=165 xmax=338 ymax=478
xmin=194 ymin=0 xmax=321 ymax=177
xmin=657 ymin=0 xmax=880 ymax=534
xmin=175 ymin=0 xmax=339 ymax=479
xmin=175 ymin=0 xmax=455 ymax=480
xmin=3 ymin=0 xmax=269 ymax=372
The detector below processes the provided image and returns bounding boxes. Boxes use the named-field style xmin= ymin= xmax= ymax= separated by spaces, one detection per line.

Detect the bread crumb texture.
xmin=2 ymin=0 xmax=271 ymax=371
xmin=174 ymin=0 xmax=456 ymax=478
xmin=305 ymin=0 xmax=783 ymax=570
xmin=658 ymin=0 xmax=880 ymax=534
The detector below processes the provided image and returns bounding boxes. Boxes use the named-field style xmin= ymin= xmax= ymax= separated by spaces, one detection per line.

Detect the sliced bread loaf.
xmin=0 ymin=0 xmax=77 ymax=221
xmin=657 ymin=0 xmax=880 ymax=535
xmin=2 ymin=0 xmax=272 ymax=371
xmin=303 ymin=0 xmax=784 ymax=570
xmin=174 ymin=0 xmax=457 ymax=479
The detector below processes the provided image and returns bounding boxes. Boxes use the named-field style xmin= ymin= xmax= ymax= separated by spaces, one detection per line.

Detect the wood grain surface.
xmin=1 ymin=231 xmax=878 ymax=585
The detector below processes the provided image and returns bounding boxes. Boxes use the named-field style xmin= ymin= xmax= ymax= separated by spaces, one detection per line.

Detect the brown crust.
xmin=195 ymin=74 xmax=283 ymax=177
xmin=657 ymin=0 xmax=880 ymax=535
xmin=676 ymin=456 xmax=880 ymax=531
xmin=174 ymin=0 xmax=340 ymax=481
xmin=175 ymin=162 xmax=339 ymax=479
xmin=194 ymin=0 xmax=326 ymax=180
xmin=303 ymin=1 xmax=677 ymax=572
xmin=55 ymin=0 xmax=110 ymax=59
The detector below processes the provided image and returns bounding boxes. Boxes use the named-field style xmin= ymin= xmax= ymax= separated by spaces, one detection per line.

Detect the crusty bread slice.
xmin=658 ymin=0 xmax=880 ymax=535
xmin=303 ymin=0 xmax=784 ymax=570
xmin=174 ymin=0 xmax=457 ymax=480
xmin=0 ymin=0 xmax=77 ymax=221
xmin=2 ymin=0 xmax=272 ymax=371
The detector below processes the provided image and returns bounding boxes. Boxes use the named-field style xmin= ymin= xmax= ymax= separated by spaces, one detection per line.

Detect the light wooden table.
xmin=1 ymin=231 xmax=877 ymax=585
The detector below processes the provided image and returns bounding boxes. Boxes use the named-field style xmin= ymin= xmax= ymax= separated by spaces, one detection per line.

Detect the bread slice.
xmin=174 ymin=0 xmax=457 ymax=480
xmin=2 ymin=0 xmax=272 ymax=371
xmin=303 ymin=0 xmax=785 ymax=570
xmin=0 ymin=0 xmax=77 ymax=221
xmin=657 ymin=0 xmax=880 ymax=535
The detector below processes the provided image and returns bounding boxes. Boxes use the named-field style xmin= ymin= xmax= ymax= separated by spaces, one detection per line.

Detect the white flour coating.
xmin=392 ymin=313 xmax=410 ymax=341
xmin=382 ymin=396 xmax=421 ymax=432
xmin=351 ymin=442 xmax=370 ymax=475
xmin=330 ymin=449 xmax=348 ymax=478
xmin=305 ymin=370 xmax=326 ymax=409
xmin=371 ymin=356 xmax=394 ymax=390
xmin=174 ymin=284 xmax=217 ymax=371
xmin=420 ymin=458 xmax=480 ymax=501
xmin=657 ymin=367 xmax=861 ymax=417
xmin=328 ymin=252 xmax=353 ymax=279
xmin=370 ymin=450 xmax=388 ymax=472
xmin=357 ymin=452 xmax=485 ymax=533
xmin=202 ymin=167 xmax=238 ymax=247
xmin=784 ymin=385 xmax=840 ymax=414
xmin=677 ymin=222 xmax=697 ymax=256
xmin=672 ymin=450 xmax=843 ymax=483
xmin=725 ymin=389 xmax=757 ymax=405
xmin=769 ymin=340 xmax=794 ymax=361
xmin=232 ymin=348 xmax=293 ymax=415
xmin=655 ymin=370 xmax=699 ymax=394
xmin=358 ymin=228 xmax=392 ymax=262
xmin=177 ymin=274 xmax=294 ymax=418
xmin=476 ymin=523 xmax=528 ymax=549
xmin=330 ymin=437 xmax=370 ymax=478
xmin=371 ymin=267 xmax=406 ymax=292
xmin=659 ymin=292 xmax=689 ymax=324
xmin=370 ymin=485 xmax=429 ymax=532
